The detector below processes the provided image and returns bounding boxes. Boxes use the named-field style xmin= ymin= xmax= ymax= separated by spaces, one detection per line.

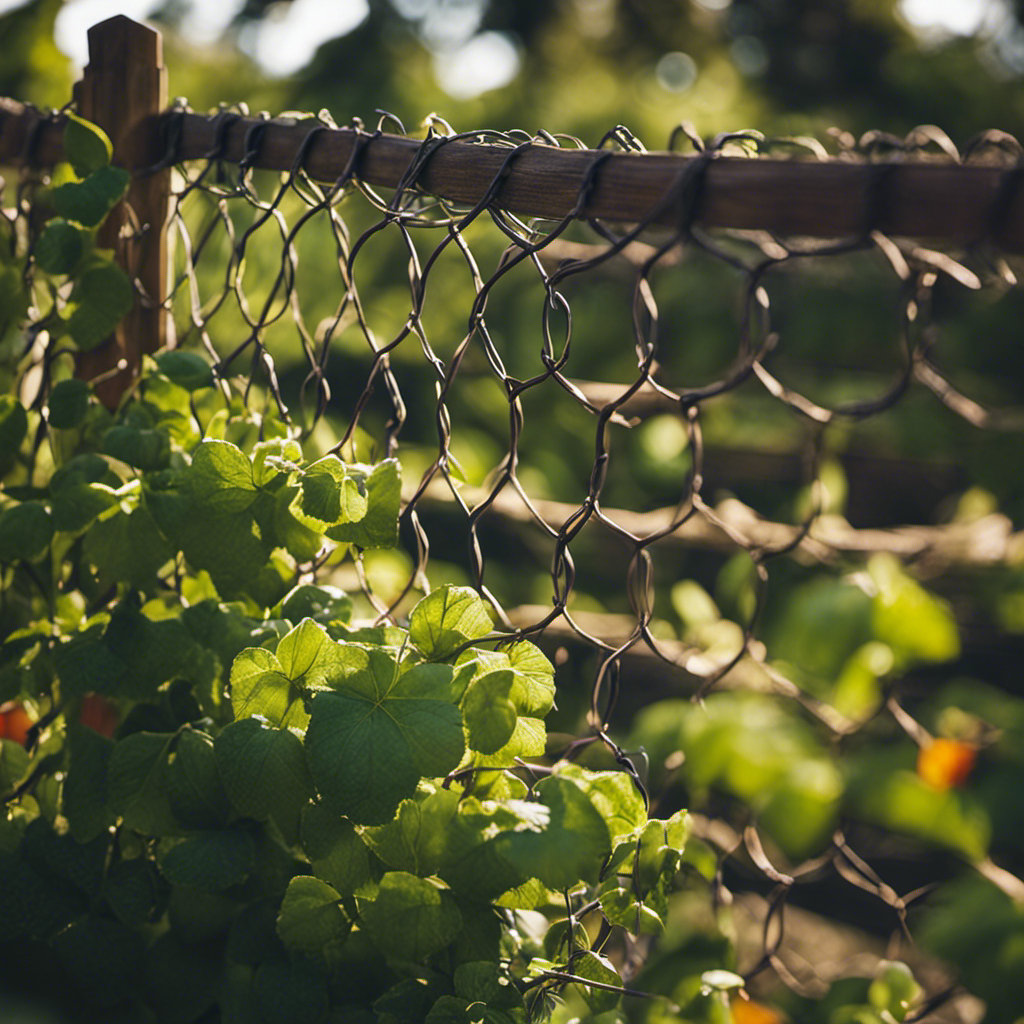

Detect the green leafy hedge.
xmin=0 ymin=114 xmax=715 ymax=1024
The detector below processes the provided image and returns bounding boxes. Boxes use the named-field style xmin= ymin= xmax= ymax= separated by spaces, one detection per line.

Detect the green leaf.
xmin=869 ymin=961 xmax=922 ymax=1021
xmin=52 ymin=479 xmax=119 ymax=532
xmin=103 ymin=858 xmax=160 ymax=926
xmin=229 ymin=647 xmax=308 ymax=730
xmin=301 ymin=801 xmax=374 ymax=896
xmin=410 ymin=585 xmax=493 ymax=660
xmin=423 ymin=995 xmax=474 ymax=1023
xmin=251 ymin=437 xmax=303 ymax=486
xmin=279 ymin=584 xmax=352 ymax=626
xmin=506 ymin=641 xmax=556 ymax=716
xmin=63 ymin=723 xmax=114 ymax=842
xmin=277 ymin=617 xmax=350 ymax=692
xmin=274 ymin=486 xmax=323 ymax=561
xmin=848 ymin=762 xmax=990 ymax=861
xmin=215 ymin=718 xmax=313 ymax=843
xmin=0 ymin=396 xmax=28 ymax=466
xmin=158 ymin=829 xmax=255 ymax=890
xmin=0 ymin=266 xmax=29 ymax=341
xmin=82 ymin=504 xmax=175 ymax=590
xmin=495 ymin=777 xmax=612 ymax=890
xmin=292 ymin=454 xmax=368 ymax=530
xmin=567 ymin=950 xmax=623 ymax=1014
xmin=361 ymin=785 xmax=461 ymax=876
xmin=155 ymin=350 xmax=214 ymax=391
xmin=0 ymin=502 xmax=53 ymax=562
xmin=0 ymin=851 xmax=86 ymax=939
xmin=143 ymin=932 xmax=222 ymax=1022
xmin=48 ymin=378 xmax=91 ymax=429
xmin=701 ymin=969 xmax=745 ymax=993
xmin=276 ymin=875 xmax=350 ymax=964
xmin=35 ymin=218 xmax=85 ymax=275
xmin=454 ymin=961 xmax=525 ymax=1010
xmin=598 ymin=886 xmax=664 ymax=935
xmin=434 ymin=802 xmax=531 ymax=902
xmin=22 ymin=819 xmax=108 ymax=899
xmin=555 ymin=764 xmax=647 ymax=845
xmin=869 ymin=554 xmax=960 ymax=665
xmin=770 ymin=575 xmax=873 ymax=682
xmin=107 ymin=731 xmax=178 ymax=835
xmin=166 ymin=727 xmax=230 ymax=828
xmin=64 ymin=112 xmax=113 ymax=176
xmin=50 ymin=915 xmax=143 ymax=1008
xmin=325 ymin=458 xmax=402 ymax=548
xmin=760 ymin=757 xmax=844 ymax=857
xmin=53 ymin=164 xmax=129 ymax=227
xmin=375 ymin=977 xmax=452 ymax=1023
xmin=168 ymin=885 xmax=237 ymax=943
xmin=359 ymin=871 xmax=462 ymax=961
xmin=305 ymin=652 xmax=465 ymax=825
xmin=147 ymin=487 xmax=270 ymax=600
xmin=476 ymin=715 xmax=547 ymax=766
xmin=0 ymin=737 xmax=29 ymax=792
xmin=49 ymin=453 xmax=119 ymax=532
xmin=188 ymin=439 xmax=257 ymax=512
xmin=464 ymin=669 xmax=517 ymax=754
xmin=102 ymin=424 xmax=171 ymax=470
xmin=181 ymin=599 xmax=281 ymax=677
xmin=57 ymin=601 xmax=207 ymax=701
xmin=66 ymin=257 xmax=134 ymax=348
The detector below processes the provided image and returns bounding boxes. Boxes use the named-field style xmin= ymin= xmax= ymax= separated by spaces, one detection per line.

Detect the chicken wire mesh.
xmin=5 ymin=102 xmax=1024 ymax=1020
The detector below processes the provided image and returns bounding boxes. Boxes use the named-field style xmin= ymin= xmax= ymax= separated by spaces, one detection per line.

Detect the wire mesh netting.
xmin=5 ymin=101 xmax=1024 ymax=1021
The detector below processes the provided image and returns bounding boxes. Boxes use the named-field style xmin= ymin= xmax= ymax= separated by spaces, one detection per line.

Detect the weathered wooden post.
xmin=75 ymin=15 xmax=168 ymax=409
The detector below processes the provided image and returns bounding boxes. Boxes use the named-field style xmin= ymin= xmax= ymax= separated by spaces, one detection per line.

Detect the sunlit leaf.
xmin=305 ymin=653 xmax=464 ymax=825
xmin=495 ymin=777 xmax=611 ymax=890
xmin=215 ymin=718 xmax=313 ymax=842
xmin=63 ymin=112 xmax=113 ymax=176
xmin=324 ymin=458 xmax=401 ymax=548
xmin=188 ymin=440 xmax=257 ymax=513
xmin=359 ymin=871 xmax=462 ymax=960
xmin=409 ymin=585 xmax=493 ymax=660
xmin=276 ymin=875 xmax=349 ymax=964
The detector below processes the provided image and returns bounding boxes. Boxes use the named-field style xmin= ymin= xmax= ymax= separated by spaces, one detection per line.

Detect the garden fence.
xmin=3 ymin=14 xmax=1024 ymax=1022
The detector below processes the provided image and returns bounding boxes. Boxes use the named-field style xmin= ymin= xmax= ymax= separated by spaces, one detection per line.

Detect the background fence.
xmin=4 ymin=14 xmax=1024 ymax=1024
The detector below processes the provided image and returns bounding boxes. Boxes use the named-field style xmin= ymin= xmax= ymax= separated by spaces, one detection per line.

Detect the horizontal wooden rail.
xmin=4 ymin=95 xmax=1024 ymax=250
xmin=0 ymin=97 xmax=67 ymax=168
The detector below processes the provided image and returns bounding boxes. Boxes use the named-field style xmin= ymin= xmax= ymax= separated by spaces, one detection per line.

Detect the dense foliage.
xmin=0 ymin=115 xmax=724 ymax=1024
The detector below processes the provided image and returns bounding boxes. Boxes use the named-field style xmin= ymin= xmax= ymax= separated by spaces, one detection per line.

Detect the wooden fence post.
xmin=75 ymin=15 xmax=168 ymax=409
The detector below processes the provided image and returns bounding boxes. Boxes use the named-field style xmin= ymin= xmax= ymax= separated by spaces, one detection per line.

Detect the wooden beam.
xmin=173 ymin=111 xmax=1024 ymax=251
xmin=6 ymin=89 xmax=1024 ymax=251
xmin=74 ymin=15 xmax=168 ymax=409
xmin=0 ymin=97 xmax=65 ymax=168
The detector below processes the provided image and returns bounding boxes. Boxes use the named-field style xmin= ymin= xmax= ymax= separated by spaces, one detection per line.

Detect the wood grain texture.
xmin=0 ymin=97 xmax=66 ymax=168
xmin=5 ymin=98 xmax=1024 ymax=249
xmin=74 ymin=15 xmax=169 ymax=408
xmin=173 ymin=111 xmax=1024 ymax=250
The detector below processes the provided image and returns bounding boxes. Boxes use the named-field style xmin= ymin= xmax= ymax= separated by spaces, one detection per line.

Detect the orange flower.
xmin=731 ymin=996 xmax=785 ymax=1024
xmin=917 ymin=738 xmax=976 ymax=791
xmin=0 ymin=701 xmax=34 ymax=746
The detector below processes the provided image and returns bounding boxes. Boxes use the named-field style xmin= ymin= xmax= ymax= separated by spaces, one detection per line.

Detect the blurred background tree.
xmin=5 ymin=0 xmax=1024 ymax=143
